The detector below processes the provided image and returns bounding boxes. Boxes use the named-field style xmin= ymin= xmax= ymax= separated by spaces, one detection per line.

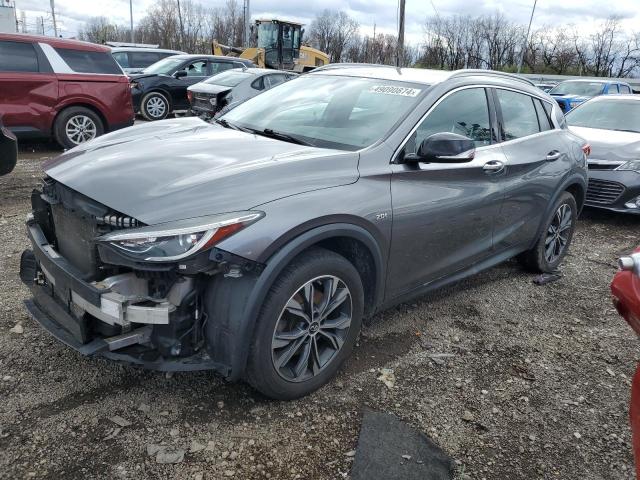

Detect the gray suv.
xmin=20 ymin=66 xmax=588 ymax=399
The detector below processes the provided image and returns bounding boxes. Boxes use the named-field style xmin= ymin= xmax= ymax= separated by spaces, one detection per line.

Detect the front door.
xmin=386 ymin=87 xmax=506 ymax=299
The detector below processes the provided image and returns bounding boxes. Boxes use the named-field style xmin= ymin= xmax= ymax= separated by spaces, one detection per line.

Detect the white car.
xmin=109 ymin=43 xmax=186 ymax=74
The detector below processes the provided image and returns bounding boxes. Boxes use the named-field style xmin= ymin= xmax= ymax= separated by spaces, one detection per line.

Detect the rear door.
xmin=0 ymin=40 xmax=58 ymax=136
xmin=492 ymin=88 xmax=570 ymax=249
xmin=387 ymin=87 xmax=506 ymax=299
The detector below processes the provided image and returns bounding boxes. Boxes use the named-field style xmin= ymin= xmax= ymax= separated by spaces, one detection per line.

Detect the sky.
xmin=11 ymin=0 xmax=640 ymax=42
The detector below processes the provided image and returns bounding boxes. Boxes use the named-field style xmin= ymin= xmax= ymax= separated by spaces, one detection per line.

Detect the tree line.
xmin=79 ymin=3 xmax=640 ymax=78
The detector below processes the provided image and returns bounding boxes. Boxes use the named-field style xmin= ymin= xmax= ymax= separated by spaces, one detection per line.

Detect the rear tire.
xmin=53 ymin=107 xmax=104 ymax=149
xmin=140 ymin=92 xmax=170 ymax=121
xmin=520 ymin=191 xmax=577 ymax=272
xmin=246 ymin=248 xmax=364 ymax=400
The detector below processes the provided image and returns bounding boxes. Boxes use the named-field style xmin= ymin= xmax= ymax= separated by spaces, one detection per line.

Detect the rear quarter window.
xmin=54 ymin=48 xmax=122 ymax=74
xmin=0 ymin=41 xmax=39 ymax=72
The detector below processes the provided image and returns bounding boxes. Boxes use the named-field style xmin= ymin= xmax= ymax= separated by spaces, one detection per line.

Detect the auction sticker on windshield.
xmin=369 ymin=85 xmax=421 ymax=97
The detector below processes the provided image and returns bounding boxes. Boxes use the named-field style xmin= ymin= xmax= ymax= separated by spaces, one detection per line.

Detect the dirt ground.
xmin=1 ymin=143 xmax=639 ymax=480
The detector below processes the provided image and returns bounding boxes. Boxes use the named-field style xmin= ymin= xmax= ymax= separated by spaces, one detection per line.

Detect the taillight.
xmin=187 ymin=91 xmax=193 ymax=103
xmin=581 ymin=144 xmax=591 ymax=157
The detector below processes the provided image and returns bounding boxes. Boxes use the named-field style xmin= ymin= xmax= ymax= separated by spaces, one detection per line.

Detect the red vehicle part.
xmin=611 ymin=247 xmax=640 ymax=478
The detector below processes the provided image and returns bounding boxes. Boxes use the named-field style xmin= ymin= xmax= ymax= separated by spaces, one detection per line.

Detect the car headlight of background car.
xmin=98 ymin=211 xmax=264 ymax=261
xmin=616 ymin=160 xmax=640 ymax=173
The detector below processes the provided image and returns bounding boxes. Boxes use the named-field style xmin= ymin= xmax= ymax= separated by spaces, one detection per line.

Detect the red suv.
xmin=0 ymin=34 xmax=134 ymax=149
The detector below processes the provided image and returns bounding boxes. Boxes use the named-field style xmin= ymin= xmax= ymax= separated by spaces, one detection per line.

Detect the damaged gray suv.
xmin=20 ymin=66 xmax=588 ymax=399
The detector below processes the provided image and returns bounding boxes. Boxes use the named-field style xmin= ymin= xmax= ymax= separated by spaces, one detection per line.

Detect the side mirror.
xmin=405 ymin=132 xmax=475 ymax=163
xmin=174 ymin=70 xmax=188 ymax=79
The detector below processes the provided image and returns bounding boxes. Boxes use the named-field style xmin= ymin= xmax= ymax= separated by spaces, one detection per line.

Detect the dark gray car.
xmin=20 ymin=66 xmax=588 ymax=399
xmin=188 ymin=68 xmax=298 ymax=118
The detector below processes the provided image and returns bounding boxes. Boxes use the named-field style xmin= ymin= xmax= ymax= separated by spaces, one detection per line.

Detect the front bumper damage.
xmin=20 ymin=215 xmax=224 ymax=372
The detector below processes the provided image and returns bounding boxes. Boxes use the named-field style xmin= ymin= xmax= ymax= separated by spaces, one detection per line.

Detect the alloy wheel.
xmin=146 ymin=96 xmax=167 ymax=119
xmin=65 ymin=115 xmax=97 ymax=145
xmin=271 ymin=275 xmax=353 ymax=382
xmin=545 ymin=203 xmax=572 ymax=264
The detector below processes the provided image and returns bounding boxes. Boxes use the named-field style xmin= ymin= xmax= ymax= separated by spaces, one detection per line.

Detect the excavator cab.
xmin=254 ymin=19 xmax=302 ymax=70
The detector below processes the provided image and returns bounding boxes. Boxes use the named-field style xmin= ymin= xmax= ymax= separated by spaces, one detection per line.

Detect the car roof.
xmin=237 ymin=67 xmax=296 ymax=76
xmin=110 ymin=47 xmax=186 ymax=54
xmin=557 ymin=78 xmax=630 ymax=85
xmin=0 ymin=33 xmax=110 ymax=52
xmin=310 ymin=65 xmax=537 ymax=88
xmin=582 ymin=94 xmax=640 ymax=102
xmin=168 ymin=54 xmax=253 ymax=63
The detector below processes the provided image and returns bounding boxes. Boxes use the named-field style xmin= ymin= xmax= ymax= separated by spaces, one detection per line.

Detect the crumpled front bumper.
xmin=20 ymin=216 xmax=221 ymax=372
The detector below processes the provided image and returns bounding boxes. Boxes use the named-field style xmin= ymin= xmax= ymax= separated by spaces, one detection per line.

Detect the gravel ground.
xmin=1 ymin=144 xmax=639 ymax=480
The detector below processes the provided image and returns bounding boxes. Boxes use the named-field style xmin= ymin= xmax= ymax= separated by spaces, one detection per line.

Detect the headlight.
xmin=616 ymin=160 xmax=640 ymax=173
xmin=130 ymin=81 xmax=139 ymax=89
xmin=98 ymin=211 xmax=263 ymax=262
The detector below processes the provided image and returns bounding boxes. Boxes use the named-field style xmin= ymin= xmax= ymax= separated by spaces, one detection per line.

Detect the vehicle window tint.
xmin=496 ymin=89 xmax=540 ymax=140
xmin=55 ymin=48 xmax=122 ymax=74
xmin=184 ymin=60 xmax=207 ymax=76
xmin=129 ymin=51 xmax=163 ymax=68
xmin=211 ymin=62 xmax=235 ymax=74
xmin=266 ymin=74 xmax=287 ymax=89
xmin=251 ymin=77 xmax=265 ymax=91
xmin=0 ymin=41 xmax=39 ymax=72
xmin=607 ymin=84 xmax=619 ymax=94
xmin=112 ymin=51 xmax=129 ymax=68
xmin=408 ymin=88 xmax=492 ymax=152
xmin=534 ymin=99 xmax=553 ymax=131
xmin=620 ymin=85 xmax=631 ymax=94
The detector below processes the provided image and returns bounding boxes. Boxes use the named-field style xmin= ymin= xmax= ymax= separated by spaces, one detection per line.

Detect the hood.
xmin=43 ymin=117 xmax=359 ymax=225
xmin=128 ymin=73 xmax=169 ymax=81
xmin=187 ymin=83 xmax=233 ymax=95
xmin=569 ymin=125 xmax=640 ymax=162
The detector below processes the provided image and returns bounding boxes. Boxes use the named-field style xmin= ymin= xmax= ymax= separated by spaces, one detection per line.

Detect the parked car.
xmin=108 ymin=43 xmax=186 ymax=74
xmin=188 ymin=68 xmax=297 ymax=118
xmin=566 ymin=95 xmax=640 ymax=214
xmin=130 ymin=55 xmax=254 ymax=121
xmin=0 ymin=115 xmax=17 ymax=176
xmin=0 ymin=33 xmax=134 ymax=149
xmin=549 ymin=79 xmax=632 ymax=113
xmin=611 ymin=247 xmax=640 ymax=479
xmin=20 ymin=67 xmax=588 ymax=400
xmin=535 ymin=82 xmax=556 ymax=93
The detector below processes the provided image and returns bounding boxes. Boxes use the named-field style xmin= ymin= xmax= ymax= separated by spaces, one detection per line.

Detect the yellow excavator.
xmin=212 ymin=19 xmax=329 ymax=72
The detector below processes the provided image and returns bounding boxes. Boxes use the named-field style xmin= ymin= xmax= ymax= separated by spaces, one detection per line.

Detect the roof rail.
xmin=450 ymin=69 xmax=536 ymax=86
xmin=312 ymin=63 xmax=399 ymax=73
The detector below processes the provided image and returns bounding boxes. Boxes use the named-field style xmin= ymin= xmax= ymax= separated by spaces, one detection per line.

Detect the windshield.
xmin=142 ymin=57 xmax=184 ymax=75
xmin=205 ymin=70 xmax=251 ymax=87
xmin=222 ymin=75 xmax=426 ymax=151
xmin=258 ymin=22 xmax=278 ymax=49
xmin=566 ymin=99 xmax=640 ymax=133
xmin=549 ymin=81 xmax=605 ymax=97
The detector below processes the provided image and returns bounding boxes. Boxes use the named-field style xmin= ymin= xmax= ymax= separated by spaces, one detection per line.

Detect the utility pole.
xmin=243 ymin=0 xmax=250 ymax=47
xmin=50 ymin=0 xmax=57 ymax=36
xmin=517 ymin=0 xmax=537 ymax=74
xmin=129 ymin=0 xmax=134 ymax=43
xmin=39 ymin=16 xmax=44 ymax=35
xmin=176 ymin=0 xmax=184 ymax=50
xmin=396 ymin=0 xmax=405 ymax=67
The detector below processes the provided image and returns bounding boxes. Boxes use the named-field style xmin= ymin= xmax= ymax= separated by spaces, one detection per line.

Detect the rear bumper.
xmin=20 ymin=217 xmax=222 ymax=372
xmin=586 ymin=170 xmax=640 ymax=214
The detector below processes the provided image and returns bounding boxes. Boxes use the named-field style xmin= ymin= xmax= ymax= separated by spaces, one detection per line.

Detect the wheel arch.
xmin=208 ymin=223 xmax=386 ymax=382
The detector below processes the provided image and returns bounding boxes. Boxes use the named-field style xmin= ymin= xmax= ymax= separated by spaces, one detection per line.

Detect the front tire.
xmin=140 ymin=92 xmax=170 ymax=121
xmin=520 ymin=191 xmax=577 ymax=272
xmin=53 ymin=107 xmax=104 ymax=149
xmin=246 ymin=248 xmax=364 ymax=400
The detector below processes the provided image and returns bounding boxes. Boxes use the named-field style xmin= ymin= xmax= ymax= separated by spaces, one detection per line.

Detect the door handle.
xmin=482 ymin=160 xmax=505 ymax=174
xmin=546 ymin=150 xmax=561 ymax=161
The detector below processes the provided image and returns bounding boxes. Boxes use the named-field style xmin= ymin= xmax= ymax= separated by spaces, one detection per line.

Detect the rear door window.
xmin=0 ymin=41 xmax=39 ymax=72
xmin=265 ymin=74 xmax=287 ymax=89
xmin=496 ymin=89 xmax=540 ymax=140
xmin=620 ymin=85 xmax=631 ymax=94
xmin=54 ymin=48 xmax=122 ymax=74
xmin=210 ymin=62 xmax=235 ymax=75
xmin=129 ymin=51 xmax=163 ymax=69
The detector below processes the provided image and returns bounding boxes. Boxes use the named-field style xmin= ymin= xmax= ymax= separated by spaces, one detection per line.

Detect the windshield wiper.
xmin=215 ymin=118 xmax=251 ymax=133
xmin=253 ymin=128 xmax=313 ymax=146
xmin=612 ymin=128 xmax=640 ymax=133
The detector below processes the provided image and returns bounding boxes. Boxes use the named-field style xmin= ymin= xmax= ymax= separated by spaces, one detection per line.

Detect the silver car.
xmin=566 ymin=95 xmax=640 ymax=214
xmin=20 ymin=67 xmax=588 ymax=399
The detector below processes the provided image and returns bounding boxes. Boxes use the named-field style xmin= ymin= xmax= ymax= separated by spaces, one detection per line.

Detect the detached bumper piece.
xmin=20 ymin=218 xmax=221 ymax=372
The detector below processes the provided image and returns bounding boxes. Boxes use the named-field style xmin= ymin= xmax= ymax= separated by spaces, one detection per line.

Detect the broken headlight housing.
xmin=98 ymin=211 xmax=263 ymax=262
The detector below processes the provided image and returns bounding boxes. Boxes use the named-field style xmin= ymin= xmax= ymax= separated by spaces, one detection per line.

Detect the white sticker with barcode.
xmin=369 ymin=85 xmax=421 ymax=97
